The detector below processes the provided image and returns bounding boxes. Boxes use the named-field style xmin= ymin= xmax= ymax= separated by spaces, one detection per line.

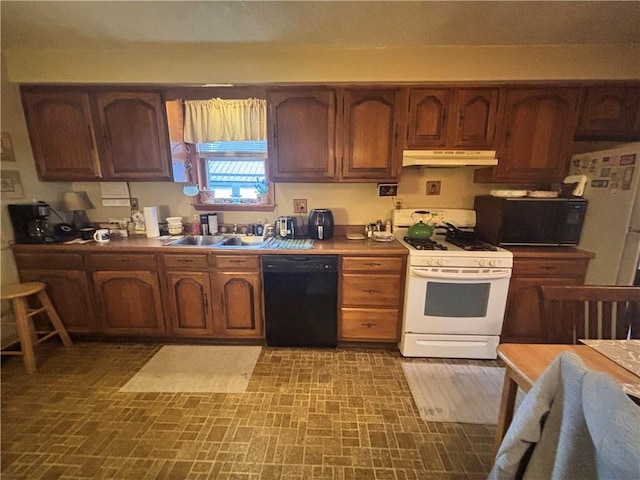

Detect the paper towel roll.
xmin=143 ymin=206 xmax=160 ymax=238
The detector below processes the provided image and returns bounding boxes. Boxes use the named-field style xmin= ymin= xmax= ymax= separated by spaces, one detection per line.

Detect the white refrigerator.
xmin=571 ymin=142 xmax=640 ymax=286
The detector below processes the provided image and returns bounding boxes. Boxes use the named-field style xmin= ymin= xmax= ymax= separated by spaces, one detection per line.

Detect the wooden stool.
xmin=1 ymin=282 xmax=72 ymax=373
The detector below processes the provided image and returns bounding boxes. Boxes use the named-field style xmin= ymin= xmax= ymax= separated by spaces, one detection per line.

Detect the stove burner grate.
xmin=403 ymin=236 xmax=448 ymax=250
xmin=445 ymin=236 xmax=498 ymax=251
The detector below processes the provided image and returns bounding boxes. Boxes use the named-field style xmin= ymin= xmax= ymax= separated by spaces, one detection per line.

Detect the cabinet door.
xmin=166 ymin=272 xmax=214 ymax=336
xmin=340 ymin=88 xmax=404 ymax=181
xmin=451 ymin=88 xmax=499 ymax=148
xmin=19 ymin=269 xmax=96 ymax=333
xmin=406 ymin=88 xmax=451 ymax=148
xmin=491 ymin=88 xmax=580 ymax=183
xmin=92 ymin=271 xmax=165 ymax=335
xmin=21 ymin=90 xmax=102 ymax=180
xmin=95 ymin=92 xmax=172 ymax=181
xmin=267 ymin=89 xmax=337 ymax=182
xmin=576 ymin=86 xmax=640 ymax=140
xmin=212 ymin=272 xmax=263 ymax=338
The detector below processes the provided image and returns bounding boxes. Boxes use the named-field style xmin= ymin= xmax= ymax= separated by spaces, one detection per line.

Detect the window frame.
xmin=190 ymin=142 xmax=275 ymax=212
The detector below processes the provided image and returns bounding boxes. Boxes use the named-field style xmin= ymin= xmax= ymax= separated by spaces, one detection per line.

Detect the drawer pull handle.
xmin=229 ymin=260 xmax=245 ymax=264
xmin=177 ymin=259 xmax=194 ymax=263
xmin=362 ymin=322 xmax=377 ymax=328
xmin=541 ymin=265 xmax=556 ymax=270
xmin=365 ymin=262 xmax=382 ymax=266
xmin=364 ymin=289 xmax=380 ymax=294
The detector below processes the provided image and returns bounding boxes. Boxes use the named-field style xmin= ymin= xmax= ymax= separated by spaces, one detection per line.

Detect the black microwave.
xmin=474 ymin=195 xmax=588 ymax=246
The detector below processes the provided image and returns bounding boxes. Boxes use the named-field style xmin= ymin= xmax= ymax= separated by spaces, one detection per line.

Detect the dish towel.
xmin=265 ymin=238 xmax=315 ymax=249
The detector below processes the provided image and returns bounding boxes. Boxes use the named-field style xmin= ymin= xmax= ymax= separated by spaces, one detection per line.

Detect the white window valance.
xmin=183 ymin=98 xmax=267 ymax=143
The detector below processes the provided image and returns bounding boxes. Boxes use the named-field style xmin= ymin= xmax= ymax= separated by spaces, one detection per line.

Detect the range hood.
xmin=402 ymin=150 xmax=498 ymax=167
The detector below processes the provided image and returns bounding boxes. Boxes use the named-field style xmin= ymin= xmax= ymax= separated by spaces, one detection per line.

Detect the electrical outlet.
xmin=130 ymin=197 xmax=139 ymax=210
xmin=426 ymin=181 xmax=441 ymax=195
xmin=293 ymin=199 xmax=307 ymax=213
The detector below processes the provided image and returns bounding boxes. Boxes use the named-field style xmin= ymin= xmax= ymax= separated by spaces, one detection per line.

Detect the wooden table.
xmin=493 ymin=343 xmax=640 ymax=456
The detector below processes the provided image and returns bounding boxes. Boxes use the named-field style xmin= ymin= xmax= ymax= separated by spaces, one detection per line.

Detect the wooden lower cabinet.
xmin=166 ymin=272 xmax=214 ymax=336
xmin=88 ymin=253 xmax=165 ymax=335
xmin=211 ymin=255 xmax=264 ymax=338
xmin=92 ymin=270 xmax=165 ymax=335
xmin=19 ymin=269 xmax=96 ymax=333
xmin=13 ymin=252 xmax=96 ymax=333
xmin=339 ymin=255 xmax=406 ymax=342
xmin=501 ymin=250 xmax=592 ymax=343
xmin=162 ymin=253 xmax=214 ymax=336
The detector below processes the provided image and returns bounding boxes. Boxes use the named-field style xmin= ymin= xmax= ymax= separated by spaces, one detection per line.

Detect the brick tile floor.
xmin=1 ymin=343 xmax=499 ymax=479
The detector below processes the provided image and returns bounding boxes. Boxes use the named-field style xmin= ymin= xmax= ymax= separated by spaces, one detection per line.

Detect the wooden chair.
xmin=538 ymin=285 xmax=640 ymax=344
xmin=1 ymin=282 xmax=72 ymax=373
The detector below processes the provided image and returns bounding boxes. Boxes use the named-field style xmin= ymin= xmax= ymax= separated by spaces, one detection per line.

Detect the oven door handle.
xmin=410 ymin=268 xmax=511 ymax=280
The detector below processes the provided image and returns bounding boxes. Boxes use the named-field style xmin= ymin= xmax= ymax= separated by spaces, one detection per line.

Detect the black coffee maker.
xmin=8 ymin=202 xmax=53 ymax=244
xmin=308 ymin=209 xmax=334 ymax=240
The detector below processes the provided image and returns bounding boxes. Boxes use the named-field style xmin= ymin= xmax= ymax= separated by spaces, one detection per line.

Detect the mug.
xmin=79 ymin=227 xmax=96 ymax=241
xmin=93 ymin=229 xmax=110 ymax=243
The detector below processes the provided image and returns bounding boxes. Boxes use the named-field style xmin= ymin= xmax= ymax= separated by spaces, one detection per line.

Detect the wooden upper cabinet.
xmin=406 ymin=88 xmax=451 ymax=147
xmin=95 ymin=92 xmax=172 ymax=181
xmin=452 ymin=88 xmax=500 ymax=148
xmin=340 ymin=88 xmax=404 ymax=181
xmin=476 ymin=87 xmax=580 ymax=183
xmin=20 ymin=87 xmax=172 ymax=182
xmin=406 ymin=87 xmax=499 ymax=149
xmin=576 ymin=86 xmax=640 ymax=140
xmin=21 ymin=90 xmax=102 ymax=181
xmin=267 ymin=89 xmax=337 ymax=182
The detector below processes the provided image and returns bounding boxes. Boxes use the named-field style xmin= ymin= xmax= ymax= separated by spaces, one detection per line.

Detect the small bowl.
xmin=166 ymin=217 xmax=182 ymax=224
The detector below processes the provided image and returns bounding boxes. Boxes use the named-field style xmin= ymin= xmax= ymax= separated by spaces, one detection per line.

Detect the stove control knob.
xmin=480 ymin=259 xmax=498 ymax=267
xmin=436 ymin=258 xmax=446 ymax=266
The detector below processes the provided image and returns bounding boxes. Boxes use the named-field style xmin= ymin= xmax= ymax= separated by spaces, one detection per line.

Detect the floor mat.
xmin=119 ymin=345 xmax=261 ymax=393
xmin=402 ymin=362 xmax=515 ymax=424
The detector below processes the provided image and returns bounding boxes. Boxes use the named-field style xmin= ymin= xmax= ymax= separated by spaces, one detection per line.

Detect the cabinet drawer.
xmin=214 ymin=255 xmax=260 ymax=270
xmin=513 ymin=259 xmax=589 ymax=277
xmin=341 ymin=274 xmax=402 ymax=306
xmin=342 ymin=256 xmax=404 ymax=272
xmin=340 ymin=308 xmax=399 ymax=341
xmin=163 ymin=254 xmax=208 ymax=270
xmin=88 ymin=253 xmax=158 ymax=270
xmin=13 ymin=252 xmax=84 ymax=270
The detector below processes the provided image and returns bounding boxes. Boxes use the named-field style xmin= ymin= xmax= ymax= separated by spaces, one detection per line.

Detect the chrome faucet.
xmin=233 ymin=223 xmax=238 ymax=234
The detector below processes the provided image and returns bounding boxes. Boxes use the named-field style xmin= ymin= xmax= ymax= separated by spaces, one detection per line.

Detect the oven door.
xmin=404 ymin=266 xmax=511 ymax=335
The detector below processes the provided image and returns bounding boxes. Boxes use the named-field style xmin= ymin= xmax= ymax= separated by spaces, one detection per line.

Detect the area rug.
xmin=402 ymin=362 xmax=511 ymax=425
xmin=119 ymin=345 xmax=261 ymax=393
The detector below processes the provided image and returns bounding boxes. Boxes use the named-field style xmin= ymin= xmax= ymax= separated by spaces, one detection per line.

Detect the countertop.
xmin=10 ymin=234 xmax=409 ymax=256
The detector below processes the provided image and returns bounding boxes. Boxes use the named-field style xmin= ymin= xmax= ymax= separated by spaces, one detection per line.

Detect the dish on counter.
xmin=527 ymin=190 xmax=559 ymax=198
xmin=346 ymin=232 xmax=366 ymax=240
xmin=490 ymin=190 xmax=528 ymax=198
xmin=371 ymin=231 xmax=395 ymax=242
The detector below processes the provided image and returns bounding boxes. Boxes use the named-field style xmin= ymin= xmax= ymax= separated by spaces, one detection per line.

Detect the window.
xmin=196 ymin=140 xmax=267 ymax=204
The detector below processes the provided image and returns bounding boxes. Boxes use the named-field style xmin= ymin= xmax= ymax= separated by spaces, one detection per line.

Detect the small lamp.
xmin=63 ymin=191 xmax=95 ymax=230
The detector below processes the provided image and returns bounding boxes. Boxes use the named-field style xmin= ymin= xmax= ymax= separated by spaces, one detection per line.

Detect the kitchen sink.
xmin=163 ymin=234 xmax=268 ymax=248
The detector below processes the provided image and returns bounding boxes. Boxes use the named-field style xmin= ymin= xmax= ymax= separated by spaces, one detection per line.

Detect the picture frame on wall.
xmin=1 ymin=169 xmax=25 ymax=199
xmin=1 ymin=132 xmax=15 ymax=162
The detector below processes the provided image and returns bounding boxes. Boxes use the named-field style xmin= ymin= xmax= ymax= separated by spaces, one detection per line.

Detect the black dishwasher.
xmin=262 ymin=255 xmax=338 ymax=347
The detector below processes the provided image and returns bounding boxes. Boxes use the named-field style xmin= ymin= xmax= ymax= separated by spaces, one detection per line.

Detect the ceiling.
xmin=1 ymin=1 xmax=639 ymax=51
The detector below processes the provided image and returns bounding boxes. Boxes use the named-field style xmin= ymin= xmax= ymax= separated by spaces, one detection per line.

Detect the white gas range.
xmin=393 ymin=208 xmax=513 ymax=359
